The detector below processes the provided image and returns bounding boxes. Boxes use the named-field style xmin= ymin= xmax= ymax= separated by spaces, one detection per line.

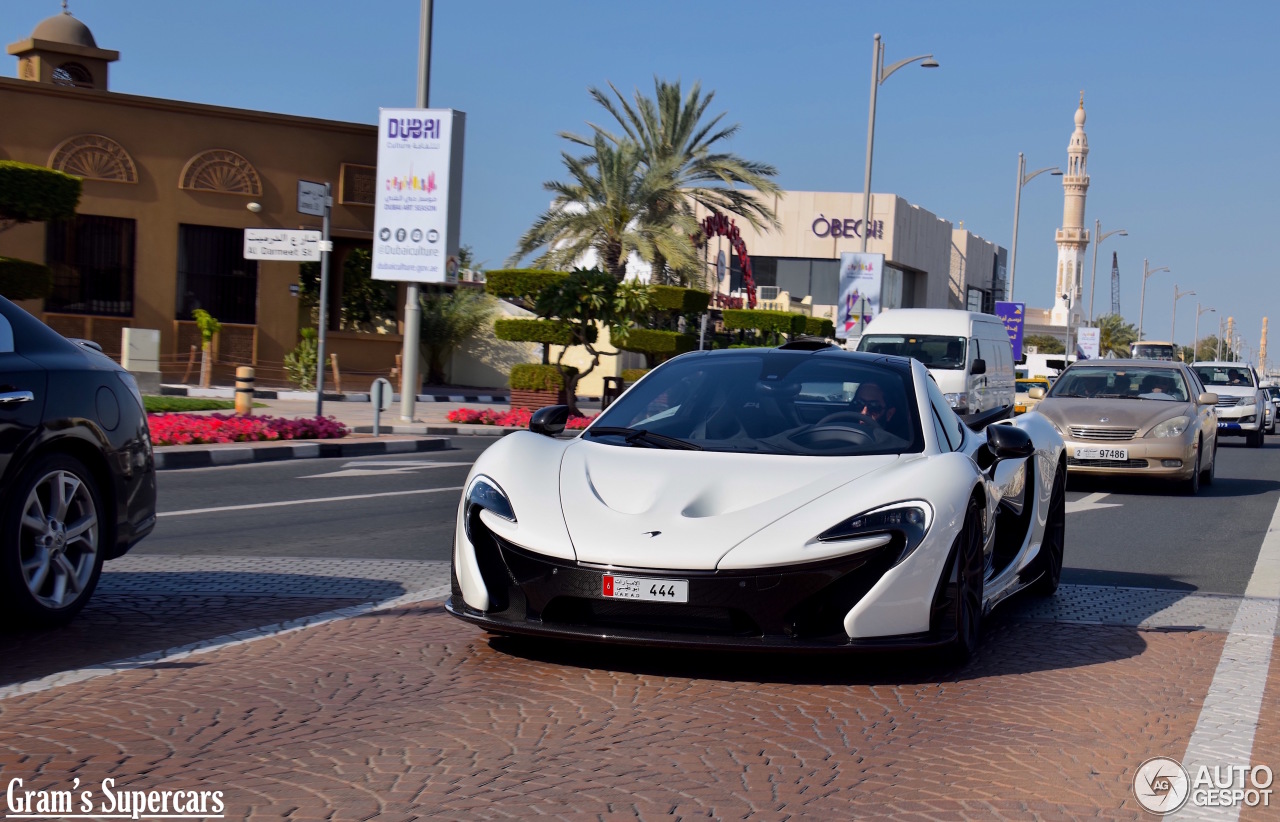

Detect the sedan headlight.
xmin=1147 ymin=415 xmax=1191 ymax=438
xmin=1238 ymin=396 xmax=1257 ymax=408
xmin=943 ymin=393 xmax=966 ymax=411
xmin=818 ymin=501 xmax=932 ymax=565
xmin=464 ymin=476 xmax=515 ymax=538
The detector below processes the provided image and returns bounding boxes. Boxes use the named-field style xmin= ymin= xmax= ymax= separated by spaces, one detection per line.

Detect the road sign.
xmin=243 ymin=229 xmax=322 ymax=261
xmin=298 ymin=180 xmax=328 ymax=217
xmin=371 ymin=378 xmax=393 ymax=412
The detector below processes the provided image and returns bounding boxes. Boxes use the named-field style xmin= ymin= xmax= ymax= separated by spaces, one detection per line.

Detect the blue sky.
xmin=7 ymin=1 xmax=1279 ymax=356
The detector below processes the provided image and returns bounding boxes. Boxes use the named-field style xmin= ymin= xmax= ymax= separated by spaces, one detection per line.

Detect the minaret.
xmin=1051 ymin=93 xmax=1091 ymax=326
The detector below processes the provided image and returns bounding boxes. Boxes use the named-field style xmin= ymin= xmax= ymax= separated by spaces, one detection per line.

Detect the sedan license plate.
xmin=1074 ymin=446 xmax=1128 ymax=461
xmin=602 ymin=575 xmax=688 ymax=603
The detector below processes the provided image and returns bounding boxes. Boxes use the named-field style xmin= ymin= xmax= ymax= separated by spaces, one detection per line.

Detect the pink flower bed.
xmin=446 ymin=407 xmax=595 ymax=429
xmin=148 ymin=413 xmax=349 ymax=446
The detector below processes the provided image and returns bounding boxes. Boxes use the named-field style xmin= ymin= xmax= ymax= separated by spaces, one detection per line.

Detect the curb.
xmin=154 ymin=436 xmax=450 ymax=470
xmin=353 ymin=425 xmax=519 ymax=437
xmin=158 ymin=385 xmax=602 ymax=404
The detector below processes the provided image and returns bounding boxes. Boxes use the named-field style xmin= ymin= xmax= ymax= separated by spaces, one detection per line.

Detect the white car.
xmin=1262 ymin=381 xmax=1279 ymax=435
xmin=448 ymin=343 xmax=1067 ymax=661
xmin=1192 ymin=362 xmax=1268 ymax=447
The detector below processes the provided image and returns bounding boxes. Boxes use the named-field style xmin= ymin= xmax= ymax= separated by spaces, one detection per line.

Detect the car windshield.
xmin=1017 ymin=380 xmax=1050 ymax=392
xmin=1268 ymin=387 xmax=1280 ymax=400
xmin=586 ymin=353 xmax=924 ymax=456
xmin=1195 ymin=365 xmax=1256 ymax=388
xmin=856 ymin=335 xmax=966 ymax=370
xmin=1048 ymin=367 xmax=1189 ymax=401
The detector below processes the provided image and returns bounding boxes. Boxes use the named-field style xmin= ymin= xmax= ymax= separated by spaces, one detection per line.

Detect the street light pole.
xmin=1171 ymin=285 xmax=1195 ymax=356
xmin=1007 ymin=154 xmax=1062 ymax=302
xmin=1088 ymin=221 xmax=1128 ymax=323
xmin=1136 ymin=258 xmax=1170 ymax=341
xmin=399 ymin=0 xmax=433 ymax=422
xmin=860 ymin=34 xmax=938 ymax=253
xmin=1062 ymin=292 xmax=1074 ymax=358
xmin=1193 ymin=304 xmax=1214 ymax=364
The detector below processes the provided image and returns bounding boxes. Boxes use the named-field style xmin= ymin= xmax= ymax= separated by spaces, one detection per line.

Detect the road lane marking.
xmin=300 ymin=461 xmax=472 ymax=479
xmin=1178 ymin=494 xmax=1280 ymax=821
xmin=1065 ymin=492 xmax=1121 ymax=514
xmin=158 ymin=486 xmax=464 ymax=518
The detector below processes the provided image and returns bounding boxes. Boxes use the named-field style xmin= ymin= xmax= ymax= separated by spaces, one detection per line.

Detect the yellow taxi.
xmin=1015 ymin=377 xmax=1052 ymax=414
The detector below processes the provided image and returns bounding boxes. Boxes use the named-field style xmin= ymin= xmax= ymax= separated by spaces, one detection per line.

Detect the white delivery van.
xmin=855 ymin=309 xmax=1016 ymax=415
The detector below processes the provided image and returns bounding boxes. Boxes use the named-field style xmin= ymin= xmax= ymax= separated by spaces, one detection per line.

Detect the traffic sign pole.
xmin=314 ymin=182 xmax=333 ymax=418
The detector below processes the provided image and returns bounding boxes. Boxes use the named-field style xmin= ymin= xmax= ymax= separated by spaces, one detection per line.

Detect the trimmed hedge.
xmin=722 ymin=309 xmax=807 ymax=335
xmin=0 ymin=257 xmax=54 ymax=300
xmin=509 ymin=363 xmax=578 ymax=391
xmin=0 ymin=162 xmax=81 ymax=223
xmin=728 ymin=342 xmax=774 ymax=348
xmin=614 ymin=328 xmax=696 ymax=358
xmin=650 ymin=285 xmax=711 ymax=314
xmin=484 ymin=269 xmax=567 ymax=301
xmin=804 ymin=316 xmax=835 ymax=337
xmin=493 ymin=318 xmax=600 ymax=346
xmin=621 ymin=368 xmax=650 ymax=384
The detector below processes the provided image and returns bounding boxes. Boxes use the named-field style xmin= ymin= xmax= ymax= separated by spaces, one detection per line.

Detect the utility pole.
xmin=399 ymin=0 xmax=433 ymax=421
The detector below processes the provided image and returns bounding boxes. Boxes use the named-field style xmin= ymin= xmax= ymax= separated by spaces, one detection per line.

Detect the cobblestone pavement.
xmin=2 ymin=553 xmax=1277 ymax=819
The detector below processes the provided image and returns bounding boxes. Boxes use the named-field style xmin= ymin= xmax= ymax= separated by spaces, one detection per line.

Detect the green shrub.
xmin=510 ymin=362 xmax=577 ymax=391
xmin=484 ymin=269 xmax=567 ymax=302
xmin=722 ymin=309 xmax=807 ymax=336
xmin=729 ymin=342 xmax=774 ymax=348
xmin=284 ymin=328 xmax=319 ymax=391
xmin=0 ymin=257 xmax=53 ymax=300
xmin=493 ymin=317 xmax=596 ymax=345
xmin=649 ymin=285 xmax=711 ymax=314
xmin=0 ymin=162 xmax=81 ymax=223
xmin=621 ymin=368 xmax=650 ymax=384
xmin=804 ymin=316 xmax=835 ymax=337
xmin=614 ymin=328 xmax=696 ymax=358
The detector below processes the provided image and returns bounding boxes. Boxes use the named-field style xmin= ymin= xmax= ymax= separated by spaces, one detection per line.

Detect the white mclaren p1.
xmin=447 ymin=343 xmax=1066 ymax=659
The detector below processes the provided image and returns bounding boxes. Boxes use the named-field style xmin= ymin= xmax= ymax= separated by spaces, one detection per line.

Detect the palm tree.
xmin=508 ymin=134 xmax=699 ymax=279
xmin=1095 ymin=313 xmax=1139 ymax=358
xmin=565 ymin=79 xmax=783 ymax=284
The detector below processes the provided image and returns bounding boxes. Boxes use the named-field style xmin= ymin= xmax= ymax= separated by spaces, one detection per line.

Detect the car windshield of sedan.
xmin=856 ymin=334 xmax=966 ymax=369
xmin=1195 ymin=366 xmax=1256 ymax=388
xmin=1017 ymin=379 xmax=1050 ymax=393
xmin=586 ymin=353 xmax=924 ymax=456
xmin=1048 ymin=367 xmax=1189 ymax=401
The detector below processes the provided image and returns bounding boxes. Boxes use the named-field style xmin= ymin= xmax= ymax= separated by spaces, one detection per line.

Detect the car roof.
xmin=1066 ymin=358 xmax=1186 ymax=370
xmin=1192 ymin=361 xmax=1253 ymax=367
xmin=679 ymin=345 xmax=915 ymax=374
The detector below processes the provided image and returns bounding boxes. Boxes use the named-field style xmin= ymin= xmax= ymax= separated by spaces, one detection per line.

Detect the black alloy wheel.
xmin=1031 ymin=467 xmax=1067 ymax=596
xmin=1183 ymin=446 xmax=1201 ymax=496
xmin=947 ymin=498 xmax=986 ymax=662
xmin=1201 ymin=440 xmax=1216 ymax=486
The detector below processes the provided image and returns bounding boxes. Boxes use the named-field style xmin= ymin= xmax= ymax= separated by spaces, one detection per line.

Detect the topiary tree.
xmin=722 ymin=308 xmax=807 ymax=346
xmin=0 ymin=161 xmax=82 ymax=301
xmin=615 ymin=284 xmax=706 ymax=366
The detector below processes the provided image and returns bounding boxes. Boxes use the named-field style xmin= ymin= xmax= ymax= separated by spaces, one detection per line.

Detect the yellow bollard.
xmin=234 ymin=366 xmax=255 ymax=416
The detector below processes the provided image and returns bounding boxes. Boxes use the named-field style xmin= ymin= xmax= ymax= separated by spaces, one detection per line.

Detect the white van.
xmin=855 ymin=309 xmax=1016 ymax=415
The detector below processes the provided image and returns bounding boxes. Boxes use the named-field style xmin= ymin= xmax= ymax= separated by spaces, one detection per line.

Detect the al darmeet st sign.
xmin=371 ymin=108 xmax=467 ymax=284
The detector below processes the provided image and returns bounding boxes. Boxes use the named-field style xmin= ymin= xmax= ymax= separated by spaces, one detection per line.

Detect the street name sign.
xmin=243 ymin=229 xmax=322 ymax=261
xmin=297 ymin=180 xmax=328 ymax=217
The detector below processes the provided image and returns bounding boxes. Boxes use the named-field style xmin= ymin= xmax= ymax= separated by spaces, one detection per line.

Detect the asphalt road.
xmin=139 ymin=433 xmax=1280 ymax=596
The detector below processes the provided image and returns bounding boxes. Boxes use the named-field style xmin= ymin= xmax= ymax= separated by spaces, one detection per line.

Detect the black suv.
xmin=0 ymin=296 xmax=156 ymax=625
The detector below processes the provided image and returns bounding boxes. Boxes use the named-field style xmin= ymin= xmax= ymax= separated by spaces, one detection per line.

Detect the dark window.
xmin=45 ymin=215 xmax=136 ymax=316
xmin=734 ymin=256 xmax=840 ymax=304
xmin=176 ymin=224 xmax=258 ymax=324
xmin=51 ymin=62 xmax=93 ymax=88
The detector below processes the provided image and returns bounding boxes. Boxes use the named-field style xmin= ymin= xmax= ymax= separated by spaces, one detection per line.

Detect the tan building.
xmin=0 ymin=9 xmax=403 ymax=385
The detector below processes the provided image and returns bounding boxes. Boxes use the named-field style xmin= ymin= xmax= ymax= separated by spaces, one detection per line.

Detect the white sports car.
xmin=447 ymin=343 xmax=1066 ymax=659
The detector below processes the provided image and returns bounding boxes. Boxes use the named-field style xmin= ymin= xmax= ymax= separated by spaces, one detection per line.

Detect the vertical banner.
xmin=371 ymin=108 xmax=466 ymax=284
xmin=994 ymin=301 xmax=1026 ymax=361
xmin=1076 ymin=326 xmax=1101 ymax=360
xmin=836 ymin=252 xmax=884 ymax=339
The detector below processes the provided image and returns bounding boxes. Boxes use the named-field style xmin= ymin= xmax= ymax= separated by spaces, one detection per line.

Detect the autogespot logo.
xmin=1134 ymin=757 xmax=1190 ymax=814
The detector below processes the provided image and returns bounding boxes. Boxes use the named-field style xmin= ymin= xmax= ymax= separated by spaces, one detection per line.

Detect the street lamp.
xmin=860 ymin=33 xmax=938 ymax=253
xmin=1088 ymin=221 xmax=1128 ymax=322
xmin=1062 ymin=292 xmax=1074 ymax=358
xmin=1007 ymin=154 xmax=1063 ymax=302
xmin=1171 ymin=285 xmax=1195 ymax=356
xmin=1192 ymin=304 xmax=1215 ymax=364
xmin=1136 ymin=258 xmax=1170 ymax=341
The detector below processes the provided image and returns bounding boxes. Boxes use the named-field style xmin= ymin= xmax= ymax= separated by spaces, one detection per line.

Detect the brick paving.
xmin=1240 ymin=637 xmax=1280 ymax=822
xmin=0 ymin=601 xmax=1231 ymax=820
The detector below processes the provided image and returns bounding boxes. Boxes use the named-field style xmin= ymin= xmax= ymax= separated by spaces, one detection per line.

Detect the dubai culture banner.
xmin=836 ymin=252 xmax=884 ymax=339
xmin=1076 ymin=326 xmax=1101 ymax=360
xmin=994 ymin=301 xmax=1026 ymax=361
xmin=372 ymin=108 xmax=466 ymax=284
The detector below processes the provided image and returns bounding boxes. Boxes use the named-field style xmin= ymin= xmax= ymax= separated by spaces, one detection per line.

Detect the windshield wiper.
xmin=587 ymin=426 xmax=703 ymax=451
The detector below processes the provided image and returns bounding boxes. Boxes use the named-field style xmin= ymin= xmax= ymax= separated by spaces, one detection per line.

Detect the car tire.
xmin=1252 ymin=428 xmax=1265 ymax=448
xmin=0 ymin=453 xmax=107 ymax=626
xmin=1030 ymin=467 xmax=1066 ymax=596
xmin=945 ymin=498 xmax=985 ymax=662
xmin=1201 ymin=440 xmax=1216 ymax=486
xmin=1183 ymin=446 xmax=1202 ymax=495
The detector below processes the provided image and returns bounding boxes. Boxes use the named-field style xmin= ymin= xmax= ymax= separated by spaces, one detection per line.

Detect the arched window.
xmin=51 ymin=62 xmax=93 ymax=88
xmin=49 ymin=134 xmax=138 ymax=183
xmin=179 ymin=149 xmax=263 ymax=196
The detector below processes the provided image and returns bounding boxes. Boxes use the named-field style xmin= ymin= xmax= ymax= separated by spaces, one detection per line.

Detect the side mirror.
xmin=529 ymin=404 xmax=570 ymax=437
xmin=1199 ymin=392 xmax=1218 ymax=406
xmin=1028 ymin=386 xmax=1045 ymax=400
xmin=986 ymin=423 xmax=1035 ymax=459
xmin=970 ymin=358 xmax=987 ymax=375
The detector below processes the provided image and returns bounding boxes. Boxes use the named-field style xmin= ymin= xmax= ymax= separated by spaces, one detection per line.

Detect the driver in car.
xmin=853 ymin=381 xmax=898 ymax=428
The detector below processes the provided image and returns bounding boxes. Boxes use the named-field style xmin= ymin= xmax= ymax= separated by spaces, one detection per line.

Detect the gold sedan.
xmin=1030 ymin=360 xmax=1218 ymax=494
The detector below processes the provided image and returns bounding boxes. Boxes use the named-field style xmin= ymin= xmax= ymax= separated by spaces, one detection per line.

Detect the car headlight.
xmin=1147 ymin=415 xmax=1191 ymax=438
xmin=1239 ymin=396 xmax=1257 ymax=408
xmin=818 ymin=501 xmax=932 ymax=565
xmin=464 ymin=476 xmax=515 ymax=539
xmin=943 ymin=393 xmax=966 ymax=410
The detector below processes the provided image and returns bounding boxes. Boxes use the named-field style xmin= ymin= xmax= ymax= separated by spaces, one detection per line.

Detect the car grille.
xmin=1068 ymin=457 xmax=1151 ymax=469
xmin=1069 ymin=426 xmax=1137 ymax=440
xmin=1216 ymin=397 xmax=1241 ymax=408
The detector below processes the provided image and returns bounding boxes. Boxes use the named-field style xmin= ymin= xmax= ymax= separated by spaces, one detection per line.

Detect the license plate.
xmin=1074 ymin=446 xmax=1128 ymax=460
xmin=602 ymin=574 xmax=689 ymax=603
xmin=1219 ymin=422 xmax=1240 ymax=430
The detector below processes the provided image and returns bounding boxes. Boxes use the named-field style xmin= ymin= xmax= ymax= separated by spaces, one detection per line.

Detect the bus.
xmin=1130 ymin=340 xmax=1177 ymax=361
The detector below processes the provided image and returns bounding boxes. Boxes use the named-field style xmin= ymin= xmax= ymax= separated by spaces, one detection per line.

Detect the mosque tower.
xmin=1051 ymin=94 xmax=1091 ymax=326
